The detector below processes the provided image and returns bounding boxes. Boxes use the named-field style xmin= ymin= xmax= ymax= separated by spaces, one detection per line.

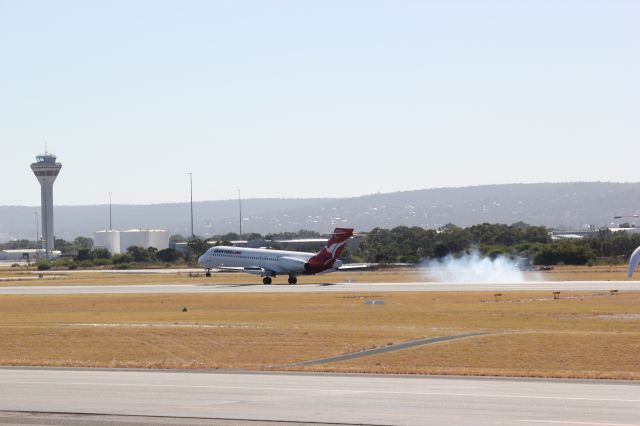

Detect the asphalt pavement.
xmin=0 ymin=369 xmax=638 ymax=426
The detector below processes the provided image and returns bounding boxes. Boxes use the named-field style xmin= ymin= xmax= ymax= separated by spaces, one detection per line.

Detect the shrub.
xmin=126 ymin=246 xmax=151 ymax=262
xmin=36 ymin=261 xmax=51 ymax=271
xmin=91 ymin=248 xmax=112 ymax=259
xmin=533 ymin=243 xmax=595 ymax=266
xmin=78 ymin=260 xmax=94 ymax=268
xmin=75 ymin=248 xmax=93 ymax=261
xmin=53 ymin=258 xmax=74 ymax=268
xmin=92 ymin=258 xmax=112 ymax=267
xmin=156 ymin=248 xmax=180 ymax=263
xmin=112 ymin=253 xmax=134 ymax=264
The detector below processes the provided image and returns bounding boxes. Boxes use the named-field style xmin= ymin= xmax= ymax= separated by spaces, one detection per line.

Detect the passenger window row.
xmin=213 ymin=253 xmax=278 ymax=261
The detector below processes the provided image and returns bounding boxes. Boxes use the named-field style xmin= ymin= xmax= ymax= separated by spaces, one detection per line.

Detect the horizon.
xmin=2 ymin=180 xmax=640 ymax=208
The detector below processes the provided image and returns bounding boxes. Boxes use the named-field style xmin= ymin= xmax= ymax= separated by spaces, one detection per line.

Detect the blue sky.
xmin=1 ymin=0 xmax=638 ymax=205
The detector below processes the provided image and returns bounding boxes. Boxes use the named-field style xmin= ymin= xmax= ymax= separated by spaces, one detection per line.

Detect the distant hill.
xmin=2 ymin=182 xmax=640 ymax=242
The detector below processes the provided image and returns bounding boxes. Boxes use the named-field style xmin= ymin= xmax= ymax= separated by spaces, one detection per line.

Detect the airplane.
xmin=198 ymin=227 xmax=356 ymax=284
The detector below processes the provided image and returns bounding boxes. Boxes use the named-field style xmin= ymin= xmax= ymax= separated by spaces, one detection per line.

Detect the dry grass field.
xmin=1 ymin=290 xmax=640 ymax=379
xmin=317 ymin=332 xmax=640 ymax=379
xmin=541 ymin=264 xmax=631 ymax=281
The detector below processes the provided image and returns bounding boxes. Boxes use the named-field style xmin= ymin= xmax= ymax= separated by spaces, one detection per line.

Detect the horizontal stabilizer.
xmin=338 ymin=263 xmax=373 ymax=270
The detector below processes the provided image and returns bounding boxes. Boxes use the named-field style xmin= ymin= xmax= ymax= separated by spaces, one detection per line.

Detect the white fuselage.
xmin=198 ymin=246 xmax=318 ymax=275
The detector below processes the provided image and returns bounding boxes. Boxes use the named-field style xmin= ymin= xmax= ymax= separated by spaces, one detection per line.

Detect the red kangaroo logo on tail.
xmin=306 ymin=228 xmax=353 ymax=272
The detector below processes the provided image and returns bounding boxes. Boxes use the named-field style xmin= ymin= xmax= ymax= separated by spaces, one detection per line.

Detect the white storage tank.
xmin=119 ymin=229 xmax=169 ymax=252
xmin=147 ymin=229 xmax=169 ymax=250
xmin=94 ymin=230 xmax=121 ymax=254
xmin=120 ymin=229 xmax=149 ymax=252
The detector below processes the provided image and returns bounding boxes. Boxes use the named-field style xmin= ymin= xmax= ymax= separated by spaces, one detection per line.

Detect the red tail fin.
xmin=306 ymin=228 xmax=353 ymax=271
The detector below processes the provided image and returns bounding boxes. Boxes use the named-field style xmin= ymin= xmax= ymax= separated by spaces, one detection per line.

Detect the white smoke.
xmin=422 ymin=250 xmax=538 ymax=283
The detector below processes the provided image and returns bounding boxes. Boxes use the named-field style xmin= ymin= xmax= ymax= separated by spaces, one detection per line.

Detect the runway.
xmin=1 ymin=369 xmax=638 ymax=426
xmin=1 ymin=281 xmax=639 ymax=295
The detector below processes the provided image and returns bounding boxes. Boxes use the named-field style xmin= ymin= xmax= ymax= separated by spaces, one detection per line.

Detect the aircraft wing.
xmin=314 ymin=263 xmax=372 ymax=275
xmin=217 ymin=266 xmax=269 ymax=276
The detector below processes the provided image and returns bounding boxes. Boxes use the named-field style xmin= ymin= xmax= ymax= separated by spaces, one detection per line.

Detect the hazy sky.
xmin=1 ymin=0 xmax=638 ymax=206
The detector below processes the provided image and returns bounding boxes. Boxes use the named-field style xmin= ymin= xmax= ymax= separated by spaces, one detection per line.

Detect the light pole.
xmin=108 ymin=192 xmax=112 ymax=230
xmin=34 ymin=211 xmax=39 ymax=248
xmin=238 ymin=189 xmax=242 ymax=239
xmin=188 ymin=173 xmax=194 ymax=239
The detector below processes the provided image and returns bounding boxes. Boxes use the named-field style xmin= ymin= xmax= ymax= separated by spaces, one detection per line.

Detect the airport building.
xmin=0 ymin=249 xmax=60 ymax=263
xmin=609 ymin=227 xmax=640 ymax=235
xmin=552 ymin=227 xmax=640 ymax=240
xmin=94 ymin=229 xmax=169 ymax=254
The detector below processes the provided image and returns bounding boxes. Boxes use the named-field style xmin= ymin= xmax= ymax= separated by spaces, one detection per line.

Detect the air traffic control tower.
xmin=30 ymin=153 xmax=62 ymax=255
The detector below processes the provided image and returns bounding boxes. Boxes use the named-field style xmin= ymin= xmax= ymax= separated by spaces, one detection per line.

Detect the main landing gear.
xmin=205 ymin=269 xmax=211 ymax=277
xmin=261 ymin=276 xmax=297 ymax=285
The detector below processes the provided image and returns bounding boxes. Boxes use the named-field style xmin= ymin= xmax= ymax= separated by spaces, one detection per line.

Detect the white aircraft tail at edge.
xmin=628 ymin=245 xmax=640 ymax=278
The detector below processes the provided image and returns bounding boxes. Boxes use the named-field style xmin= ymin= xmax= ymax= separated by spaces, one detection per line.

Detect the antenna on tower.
xmin=44 ymin=142 xmax=48 ymax=155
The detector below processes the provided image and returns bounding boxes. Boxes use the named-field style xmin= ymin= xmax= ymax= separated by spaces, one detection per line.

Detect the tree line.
xmin=350 ymin=223 xmax=639 ymax=266
xmin=8 ymin=223 xmax=640 ymax=270
xmin=35 ymin=245 xmax=184 ymax=270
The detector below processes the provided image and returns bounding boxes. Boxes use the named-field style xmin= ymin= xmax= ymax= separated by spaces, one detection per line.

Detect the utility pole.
xmin=188 ymin=173 xmax=194 ymax=238
xmin=108 ymin=192 xmax=112 ymax=230
xmin=238 ymin=189 xmax=242 ymax=238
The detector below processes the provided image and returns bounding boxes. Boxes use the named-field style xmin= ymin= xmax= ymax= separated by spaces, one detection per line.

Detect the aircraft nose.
xmin=197 ymin=253 xmax=207 ymax=267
